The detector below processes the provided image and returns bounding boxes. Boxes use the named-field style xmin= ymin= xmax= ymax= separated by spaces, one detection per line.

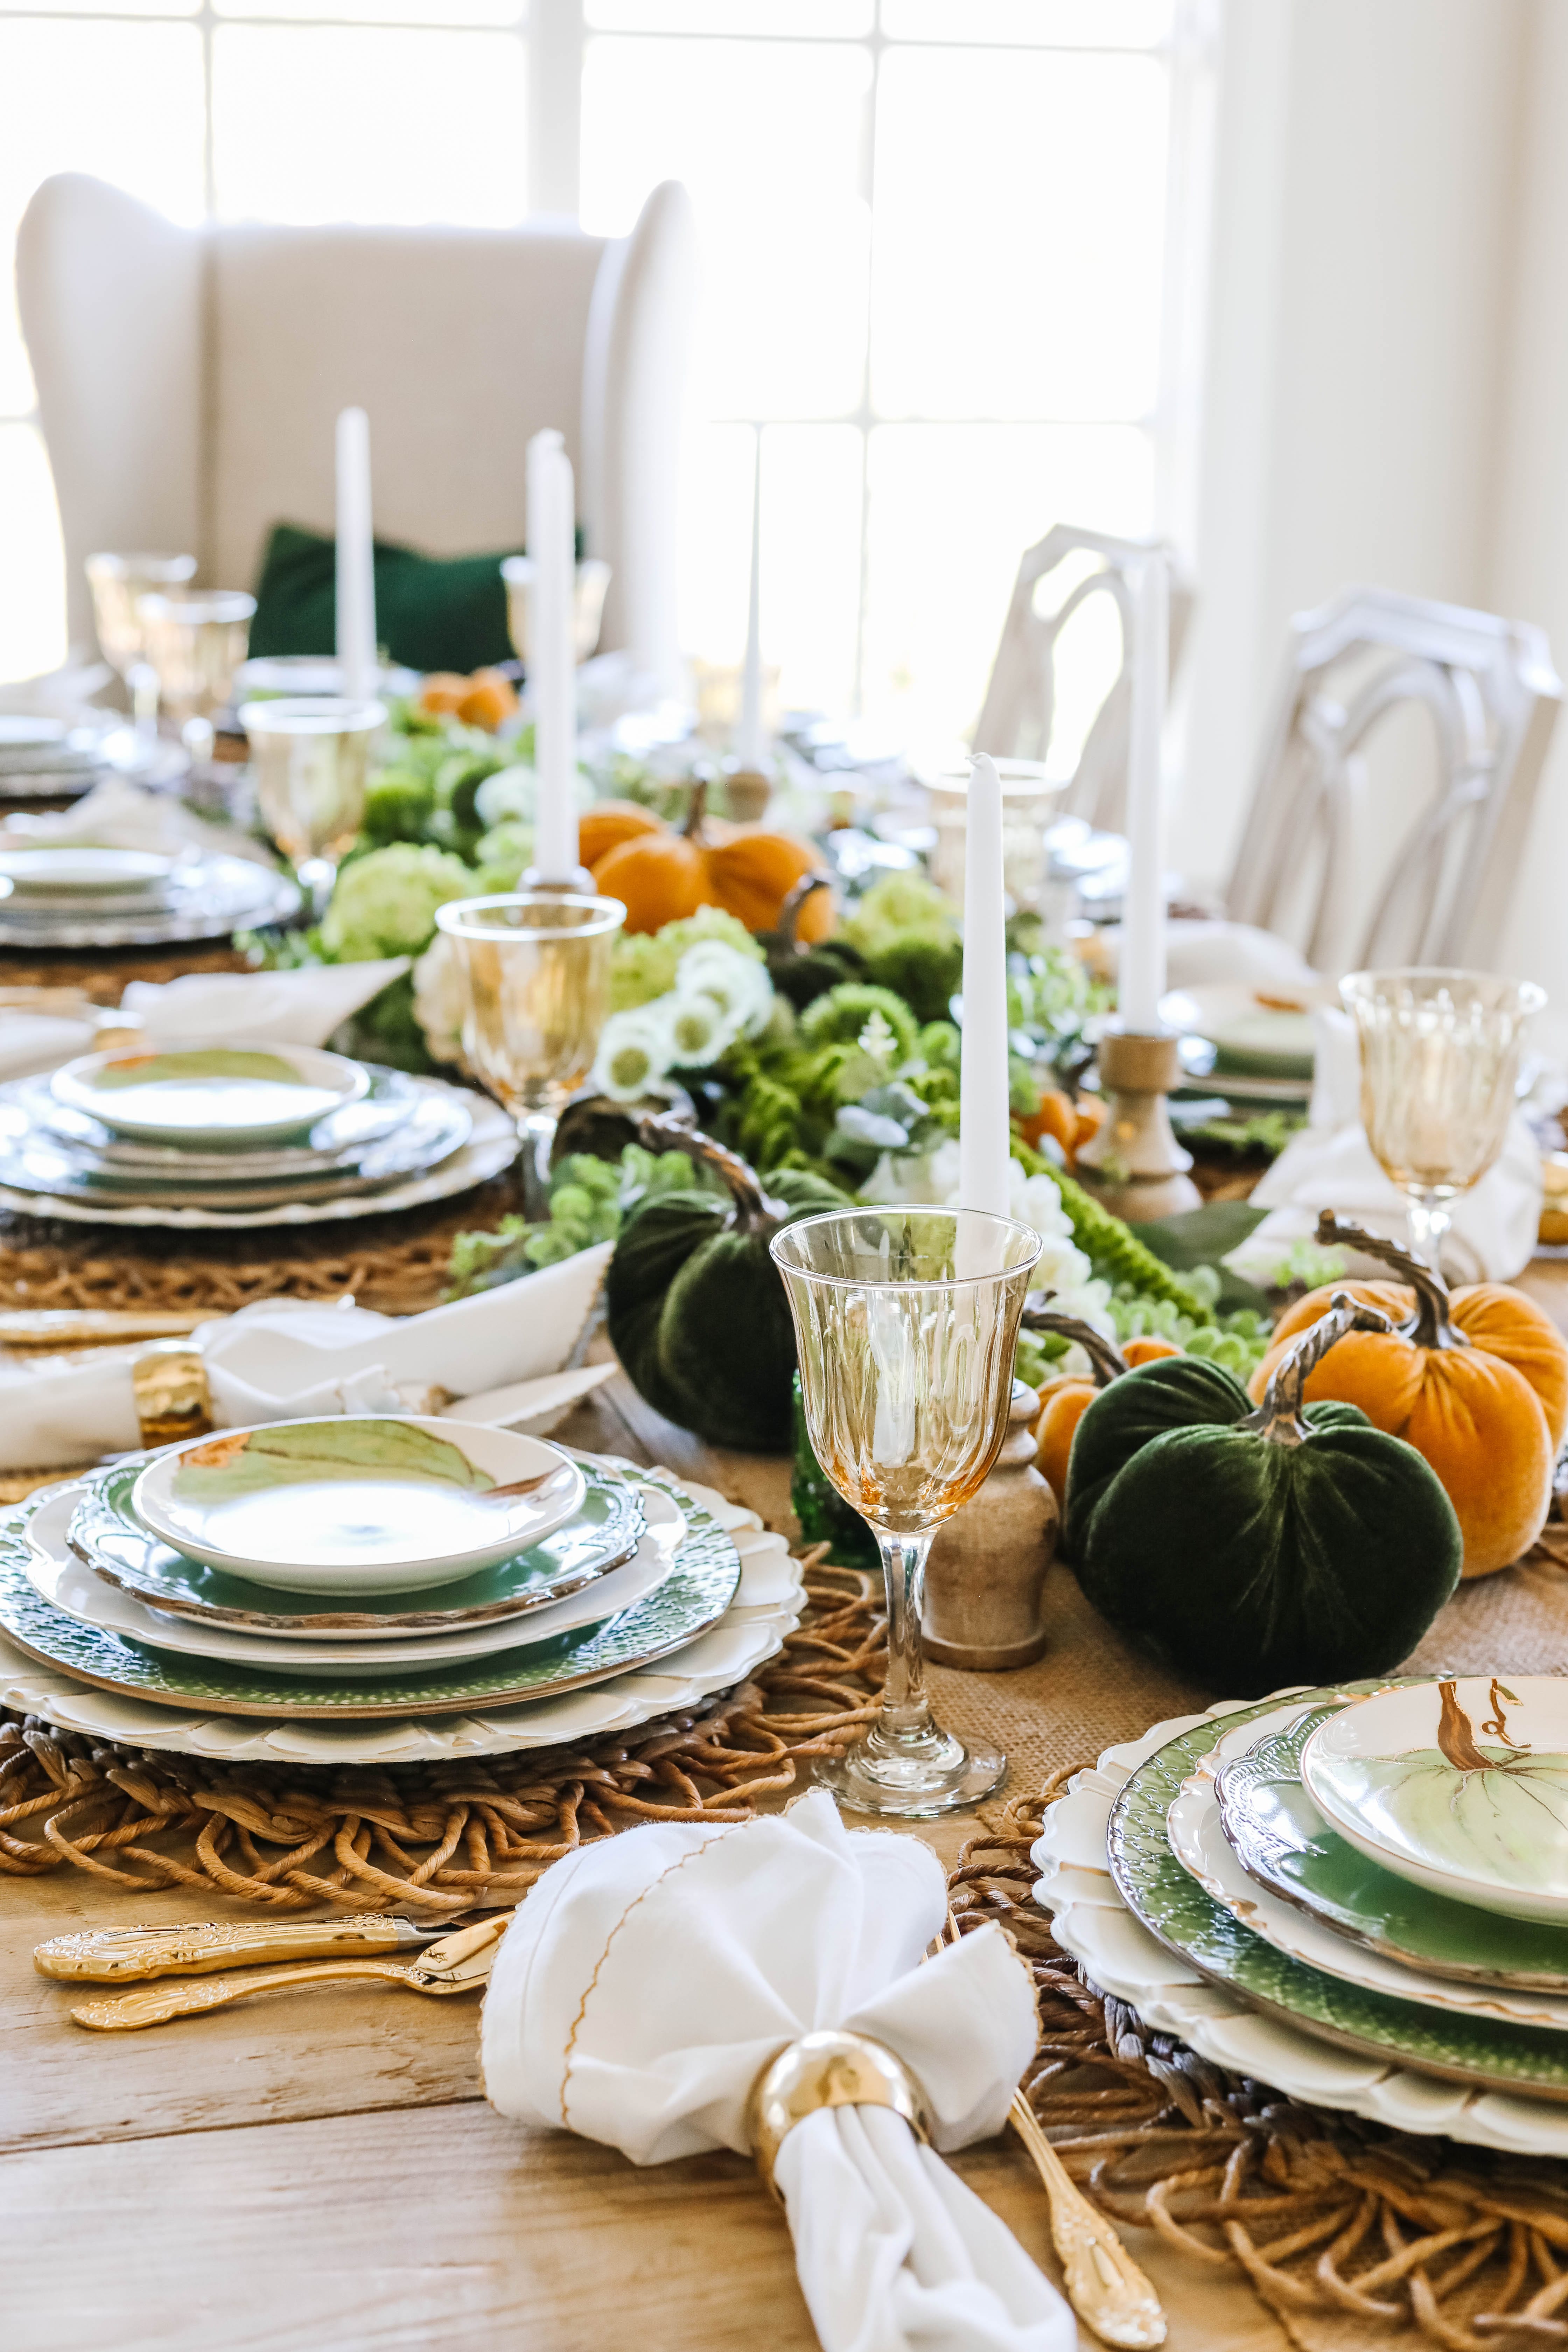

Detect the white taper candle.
xmin=335 ymin=407 xmax=376 ymax=705
xmin=1118 ymin=548 xmax=1169 ymax=1032
xmin=735 ymin=430 xmax=764 ymax=768
xmin=528 ymin=427 xmax=579 ymax=881
xmin=958 ymin=752 xmax=1011 ymax=1220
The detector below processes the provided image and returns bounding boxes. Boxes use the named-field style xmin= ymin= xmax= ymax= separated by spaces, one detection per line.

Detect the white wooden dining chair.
xmin=16 ymin=172 xmax=697 ymax=689
xmin=1224 ymin=586 xmax=1562 ymax=974
xmin=972 ymin=523 xmax=1195 ymax=832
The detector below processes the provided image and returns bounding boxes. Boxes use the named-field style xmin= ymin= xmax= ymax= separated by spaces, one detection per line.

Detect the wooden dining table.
xmin=8 ymin=1266 xmax=1568 ymax=2352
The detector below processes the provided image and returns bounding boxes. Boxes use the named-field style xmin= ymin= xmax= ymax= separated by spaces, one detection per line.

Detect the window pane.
xmin=872 ymin=48 xmax=1168 ymax=421
xmin=582 ymin=37 xmax=869 ymax=419
xmin=882 ymin=0 xmax=1172 ymax=46
xmin=861 ymin=421 xmax=1154 ymax=745
xmin=1 ymin=0 xmax=198 ymax=13
xmin=587 ymin=1 xmax=872 ymax=30
xmin=0 ymin=424 xmax=67 ymax=685
xmin=213 ymin=27 xmax=526 ymax=225
xmin=0 ymin=19 xmax=206 ymax=415
xmin=218 ymin=0 xmax=518 ymax=17
xmin=681 ymin=421 xmax=861 ymax=717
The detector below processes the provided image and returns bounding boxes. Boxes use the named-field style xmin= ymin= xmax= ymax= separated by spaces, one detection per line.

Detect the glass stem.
xmin=296 ymin=857 xmax=337 ymax=925
xmin=520 ymin=1110 xmax=556 ymax=1220
xmin=871 ymin=1531 xmax=940 ymax=1753
xmin=1407 ymin=1189 xmax=1451 ymax=1275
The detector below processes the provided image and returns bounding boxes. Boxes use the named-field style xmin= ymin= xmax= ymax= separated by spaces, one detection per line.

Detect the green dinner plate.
xmin=68 ymin=1455 xmax=647 ymax=1634
xmin=1218 ymin=1706 xmax=1568 ymax=1994
xmin=1108 ymin=1690 xmax=1568 ymax=2102
xmin=0 ymin=1461 xmax=737 ymax=1719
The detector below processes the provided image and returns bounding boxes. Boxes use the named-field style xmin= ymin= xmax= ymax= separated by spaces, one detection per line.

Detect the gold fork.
xmin=944 ymin=1911 xmax=1165 ymax=2349
xmin=68 ymin=1913 xmax=507 ymax=2031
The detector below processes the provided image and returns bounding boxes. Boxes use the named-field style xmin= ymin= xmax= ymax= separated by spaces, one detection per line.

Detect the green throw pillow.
xmin=249 ymin=523 xmax=524 ymax=676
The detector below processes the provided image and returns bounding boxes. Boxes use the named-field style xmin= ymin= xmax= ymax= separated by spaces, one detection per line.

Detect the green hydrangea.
xmin=471 ymin=819 xmax=533 ymax=893
xmin=608 ymin=906 xmax=762 ymax=1010
xmin=841 ymin=872 xmax=959 ymax=959
xmin=318 ymin=844 xmax=475 ymax=962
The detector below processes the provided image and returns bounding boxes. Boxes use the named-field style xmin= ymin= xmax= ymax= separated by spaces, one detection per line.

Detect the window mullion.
xmin=529 ymin=0 xmax=583 ymax=219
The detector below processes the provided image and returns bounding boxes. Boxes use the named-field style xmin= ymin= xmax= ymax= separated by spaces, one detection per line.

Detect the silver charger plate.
xmin=29 ymin=1064 xmax=424 ymax=1176
xmin=0 ymin=1073 xmax=516 ymax=1228
xmin=0 ymin=728 xmax=190 ymax=802
xmin=0 ymin=853 xmax=299 ymax=947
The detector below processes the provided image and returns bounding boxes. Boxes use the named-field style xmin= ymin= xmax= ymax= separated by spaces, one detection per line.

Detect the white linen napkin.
xmin=1225 ymin=1005 xmax=1543 ymax=1286
xmin=481 ymin=1789 xmax=1075 ymax=2352
xmin=0 ymin=776 xmax=274 ymax=866
xmin=0 ymin=962 xmax=411 ymax=1084
xmin=0 ymin=1245 xmax=611 ymax=1472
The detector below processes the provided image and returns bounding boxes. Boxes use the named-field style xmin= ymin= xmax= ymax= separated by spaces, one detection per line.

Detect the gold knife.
xmin=68 ymin=1915 xmax=509 ymax=2031
xmin=34 ymin=1911 xmax=491 ymax=1982
xmin=0 ymin=1309 xmax=212 ymax=1351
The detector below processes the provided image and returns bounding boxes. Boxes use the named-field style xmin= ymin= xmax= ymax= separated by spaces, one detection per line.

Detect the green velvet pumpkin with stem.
xmin=1065 ymin=1292 xmax=1464 ymax=1698
xmin=605 ymin=1115 xmax=853 ymax=1452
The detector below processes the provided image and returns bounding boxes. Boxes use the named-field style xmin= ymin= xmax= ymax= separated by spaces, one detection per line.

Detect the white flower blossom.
xmin=474 ymin=764 xmax=538 ymax=828
xmin=859 ymin=1137 xmax=1113 ymax=1332
xmin=664 ymin=989 xmax=744 ymax=1069
xmin=592 ymin=1005 xmax=673 ymax=1103
xmin=411 ymin=932 xmax=466 ymax=1066
xmin=674 ymin=939 xmax=774 ymax=1037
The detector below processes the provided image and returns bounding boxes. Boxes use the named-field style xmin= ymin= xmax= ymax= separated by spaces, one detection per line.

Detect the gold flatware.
xmin=1008 ymin=2093 xmax=1166 ymax=2349
xmin=35 ymin=1909 xmax=503 ymax=1983
xmin=0 ymin=1308 xmax=212 ymax=1350
xmin=68 ymin=1913 xmax=509 ymax=2031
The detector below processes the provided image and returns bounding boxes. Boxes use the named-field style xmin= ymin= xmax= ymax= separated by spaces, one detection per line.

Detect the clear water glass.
xmin=241 ymin=696 xmax=387 ymax=917
xmin=138 ymin=589 xmax=256 ymax=727
xmin=436 ymin=894 xmax=625 ymax=1211
xmin=771 ymin=1206 xmax=1042 ymax=1817
xmin=1341 ymin=966 xmax=1546 ymax=1267
xmin=501 ymin=556 xmax=613 ymax=665
xmin=86 ymin=552 xmax=197 ymax=681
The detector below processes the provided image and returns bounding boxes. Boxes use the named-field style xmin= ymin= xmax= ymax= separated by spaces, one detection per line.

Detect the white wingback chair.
xmin=16 ymin=173 xmax=697 ymax=687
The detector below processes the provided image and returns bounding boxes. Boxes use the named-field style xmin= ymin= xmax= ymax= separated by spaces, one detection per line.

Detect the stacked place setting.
xmin=0 ymin=1412 xmax=804 ymax=1761
xmin=0 ymin=840 xmax=300 ymax=948
xmin=0 ymin=710 xmax=188 ymax=803
xmin=1035 ymin=1672 xmax=1568 ymax=2155
xmin=0 ymin=1036 xmax=518 ymax=1227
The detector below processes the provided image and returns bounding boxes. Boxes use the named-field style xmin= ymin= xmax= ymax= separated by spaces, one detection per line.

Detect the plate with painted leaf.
xmin=1302 ymin=1676 xmax=1568 ymax=1925
xmin=1217 ymin=1703 xmax=1568 ymax=1992
xmin=131 ymin=1417 xmax=586 ymax=1593
xmin=69 ymin=1453 xmax=646 ymax=1637
xmin=1169 ymin=1725 xmax=1568 ymax=2031
xmin=53 ymin=1042 xmax=369 ymax=1146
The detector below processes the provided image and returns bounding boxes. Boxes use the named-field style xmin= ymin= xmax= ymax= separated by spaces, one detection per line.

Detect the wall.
xmin=1176 ymin=0 xmax=1532 ymax=931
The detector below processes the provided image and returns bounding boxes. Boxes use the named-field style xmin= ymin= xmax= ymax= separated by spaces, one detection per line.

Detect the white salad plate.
xmin=1160 ymin=983 xmax=1322 ymax=1079
xmin=32 ymin=1067 xmax=420 ymax=1175
xmin=131 ymin=1418 xmax=588 ymax=1594
xmin=25 ymin=1485 xmax=680 ymax=1677
xmin=1301 ymin=1676 xmax=1568 ymax=1925
xmin=54 ymin=1042 xmax=370 ymax=1147
xmin=0 ymin=846 xmax=176 ymax=894
xmin=1167 ymin=1735 xmax=1568 ymax=2033
xmin=0 ymin=849 xmax=292 ymax=936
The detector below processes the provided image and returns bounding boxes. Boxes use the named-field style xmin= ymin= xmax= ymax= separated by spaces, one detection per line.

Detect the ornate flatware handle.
xmin=1009 ymin=2095 xmax=1166 ymax=2349
xmin=36 ymin=1914 xmax=417 ymax=1982
xmin=70 ymin=1959 xmax=422 ymax=2030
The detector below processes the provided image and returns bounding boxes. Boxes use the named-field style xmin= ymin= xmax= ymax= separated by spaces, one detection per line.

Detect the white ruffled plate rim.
xmin=0 ymin=1471 xmax=805 ymax=1763
xmin=1031 ymin=1694 xmax=1568 ymax=2158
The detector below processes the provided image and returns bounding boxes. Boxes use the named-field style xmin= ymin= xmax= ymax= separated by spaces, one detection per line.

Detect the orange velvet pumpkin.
xmin=592 ymin=822 xmax=716 ymax=932
xmin=1022 ymin=1309 xmax=1140 ymax=1511
xmin=579 ymin=800 xmax=665 ymax=874
xmin=588 ymin=780 xmax=831 ymax=938
xmin=1248 ymin=1215 xmax=1568 ymax=1579
xmin=705 ymin=828 xmax=835 ymax=940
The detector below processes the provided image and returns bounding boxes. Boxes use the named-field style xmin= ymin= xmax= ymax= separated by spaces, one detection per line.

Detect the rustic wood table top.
xmin=9 ymin=1266 xmax=1568 ymax=2352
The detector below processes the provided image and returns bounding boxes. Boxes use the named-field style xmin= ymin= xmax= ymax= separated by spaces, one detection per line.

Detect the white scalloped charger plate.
xmin=1032 ymin=1696 xmax=1568 ymax=2158
xmin=0 ymin=1468 xmax=804 ymax=1763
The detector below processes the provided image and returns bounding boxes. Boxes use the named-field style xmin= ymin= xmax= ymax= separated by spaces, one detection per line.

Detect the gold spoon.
xmin=68 ymin=1913 xmax=507 ymax=2031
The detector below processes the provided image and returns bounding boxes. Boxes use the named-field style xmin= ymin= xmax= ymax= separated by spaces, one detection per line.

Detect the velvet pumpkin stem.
xmin=682 ymin=777 xmax=709 ymax=839
xmin=1020 ymin=1293 xmax=1128 ymax=1390
xmin=775 ymin=871 xmax=833 ymax=952
xmin=1313 ymin=1211 xmax=1470 ymax=1351
xmin=635 ymin=1113 xmax=789 ymax=1237
xmin=1240 ymin=1288 xmax=1398 ymax=1447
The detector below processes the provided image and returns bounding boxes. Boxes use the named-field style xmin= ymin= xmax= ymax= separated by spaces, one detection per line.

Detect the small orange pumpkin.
xmin=416 ymin=668 xmax=518 ymax=729
xmin=579 ymin=800 xmax=665 ymax=873
xmin=1249 ymin=1213 xmax=1568 ymax=1578
xmin=1019 ymin=1090 xmax=1078 ymax=1157
xmin=592 ymin=798 xmax=716 ymax=932
xmin=1022 ymin=1307 xmax=1132 ymax=1511
xmin=705 ymin=826 xmax=834 ymax=940
xmin=589 ymin=780 xmax=831 ymax=938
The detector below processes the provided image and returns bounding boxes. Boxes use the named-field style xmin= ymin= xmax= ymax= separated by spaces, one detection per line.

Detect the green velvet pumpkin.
xmin=1064 ymin=1298 xmax=1463 ymax=1698
xmin=605 ymin=1121 xmax=852 ymax=1452
xmin=759 ymin=872 xmax=867 ymax=1011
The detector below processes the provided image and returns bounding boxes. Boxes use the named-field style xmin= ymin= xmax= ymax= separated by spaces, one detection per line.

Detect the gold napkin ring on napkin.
xmin=132 ymin=1341 xmax=214 ymax=1451
xmin=747 ymin=2028 xmax=933 ymax=2204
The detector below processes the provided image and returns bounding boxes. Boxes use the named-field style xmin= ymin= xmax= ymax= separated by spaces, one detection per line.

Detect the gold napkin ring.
xmin=747 ymin=2028 xmax=933 ymax=2203
xmin=131 ymin=1342 xmax=214 ymax=1450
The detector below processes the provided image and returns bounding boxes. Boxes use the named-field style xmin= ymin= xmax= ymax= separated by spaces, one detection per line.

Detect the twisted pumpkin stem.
xmin=774 ymin=871 xmax=833 ymax=953
xmin=635 ymin=1113 xmax=788 ymax=1237
xmin=1314 ymin=1210 xmax=1470 ymax=1351
xmin=682 ymin=777 xmax=710 ymax=840
xmin=1021 ymin=1292 xmax=1127 ymax=1390
xmin=1238 ymin=1288 xmax=1398 ymax=1448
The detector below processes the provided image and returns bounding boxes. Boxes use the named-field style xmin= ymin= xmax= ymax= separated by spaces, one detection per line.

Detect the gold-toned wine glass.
xmin=138 ymin=588 xmax=256 ymax=754
xmin=435 ymin=892 xmax=625 ymax=1210
xmin=85 ymin=552 xmax=198 ymax=730
xmin=501 ymin=556 xmax=613 ymax=667
xmin=240 ymin=696 xmax=386 ymax=916
xmin=771 ymin=1206 xmax=1043 ymax=1817
xmin=1341 ymin=966 xmax=1545 ymax=1268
